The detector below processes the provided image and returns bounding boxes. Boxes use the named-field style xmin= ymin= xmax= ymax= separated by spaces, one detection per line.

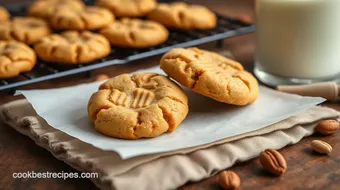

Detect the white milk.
xmin=255 ymin=0 xmax=340 ymax=79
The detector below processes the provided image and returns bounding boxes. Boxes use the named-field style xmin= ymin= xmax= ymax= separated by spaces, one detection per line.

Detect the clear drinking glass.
xmin=254 ymin=0 xmax=340 ymax=86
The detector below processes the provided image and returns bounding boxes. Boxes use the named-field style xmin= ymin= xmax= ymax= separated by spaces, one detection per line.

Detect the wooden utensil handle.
xmin=276 ymin=82 xmax=339 ymax=100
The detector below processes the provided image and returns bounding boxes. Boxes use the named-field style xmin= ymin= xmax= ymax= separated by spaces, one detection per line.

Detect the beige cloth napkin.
xmin=1 ymin=99 xmax=339 ymax=190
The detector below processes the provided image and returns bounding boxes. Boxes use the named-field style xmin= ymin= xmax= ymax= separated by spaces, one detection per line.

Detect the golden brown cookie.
xmin=0 ymin=17 xmax=51 ymax=45
xmin=96 ymin=0 xmax=156 ymax=17
xmin=50 ymin=6 xmax=114 ymax=31
xmin=34 ymin=31 xmax=111 ymax=64
xmin=0 ymin=6 xmax=10 ymax=21
xmin=88 ymin=72 xmax=189 ymax=140
xmin=100 ymin=18 xmax=168 ymax=48
xmin=0 ymin=41 xmax=36 ymax=78
xmin=148 ymin=2 xmax=217 ymax=30
xmin=160 ymin=48 xmax=259 ymax=105
xmin=28 ymin=0 xmax=85 ymax=19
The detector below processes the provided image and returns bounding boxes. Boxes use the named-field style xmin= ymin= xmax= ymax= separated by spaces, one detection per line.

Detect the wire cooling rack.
xmin=0 ymin=0 xmax=254 ymax=92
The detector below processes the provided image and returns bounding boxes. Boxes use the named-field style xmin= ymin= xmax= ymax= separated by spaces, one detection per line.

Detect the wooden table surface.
xmin=1 ymin=0 xmax=340 ymax=190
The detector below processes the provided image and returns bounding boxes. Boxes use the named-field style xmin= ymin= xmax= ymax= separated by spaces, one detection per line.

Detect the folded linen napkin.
xmin=1 ymin=99 xmax=339 ymax=190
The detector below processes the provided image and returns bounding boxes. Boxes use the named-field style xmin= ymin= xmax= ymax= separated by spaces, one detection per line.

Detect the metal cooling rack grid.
xmin=0 ymin=0 xmax=254 ymax=92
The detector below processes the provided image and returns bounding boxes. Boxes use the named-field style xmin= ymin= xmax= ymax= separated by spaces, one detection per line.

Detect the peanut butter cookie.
xmin=0 ymin=17 xmax=51 ymax=45
xmin=88 ymin=73 xmax=189 ymax=140
xmin=28 ymin=0 xmax=85 ymax=19
xmin=100 ymin=18 xmax=168 ymax=48
xmin=50 ymin=6 xmax=114 ymax=31
xmin=148 ymin=2 xmax=217 ymax=30
xmin=34 ymin=31 xmax=111 ymax=64
xmin=160 ymin=48 xmax=259 ymax=105
xmin=96 ymin=0 xmax=156 ymax=17
xmin=0 ymin=41 xmax=36 ymax=78
xmin=0 ymin=6 xmax=10 ymax=21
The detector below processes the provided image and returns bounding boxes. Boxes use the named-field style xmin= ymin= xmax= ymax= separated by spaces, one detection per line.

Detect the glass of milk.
xmin=254 ymin=0 xmax=340 ymax=86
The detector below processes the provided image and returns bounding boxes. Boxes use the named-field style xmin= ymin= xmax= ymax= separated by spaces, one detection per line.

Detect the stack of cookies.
xmin=0 ymin=0 xmax=218 ymax=79
xmin=88 ymin=47 xmax=259 ymax=140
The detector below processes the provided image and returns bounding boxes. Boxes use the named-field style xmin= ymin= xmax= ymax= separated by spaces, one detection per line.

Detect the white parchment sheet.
xmin=17 ymin=66 xmax=325 ymax=159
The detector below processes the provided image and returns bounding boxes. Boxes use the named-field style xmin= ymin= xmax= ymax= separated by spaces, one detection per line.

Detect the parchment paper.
xmin=17 ymin=66 xmax=325 ymax=159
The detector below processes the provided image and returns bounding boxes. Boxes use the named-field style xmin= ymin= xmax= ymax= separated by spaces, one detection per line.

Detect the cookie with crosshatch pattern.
xmin=50 ymin=6 xmax=114 ymax=31
xmin=28 ymin=0 xmax=85 ymax=19
xmin=0 ymin=17 xmax=51 ymax=45
xmin=100 ymin=18 xmax=168 ymax=48
xmin=95 ymin=0 xmax=156 ymax=17
xmin=160 ymin=47 xmax=259 ymax=105
xmin=0 ymin=6 xmax=10 ymax=21
xmin=147 ymin=2 xmax=217 ymax=30
xmin=0 ymin=41 xmax=36 ymax=78
xmin=87 ymin=73 xmax=189 ymax=140
xmin=34 ymin=31 xmax=111 ymax=64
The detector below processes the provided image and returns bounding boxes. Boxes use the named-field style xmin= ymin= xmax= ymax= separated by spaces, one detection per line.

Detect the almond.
xmin=316 ymin=120 xmax=339 ymax=135
xmin=259 ymin=149 xmax=287 ymax=176
xmin=95 ymin=74 xmax=109 ymax=81
xmin=218 ymin=171 xmax=241 ymax=190
xmin=311 ymin=140 xmax=332 ymax=154
xmin=238 ymin=15 xmax=253 ymax=24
